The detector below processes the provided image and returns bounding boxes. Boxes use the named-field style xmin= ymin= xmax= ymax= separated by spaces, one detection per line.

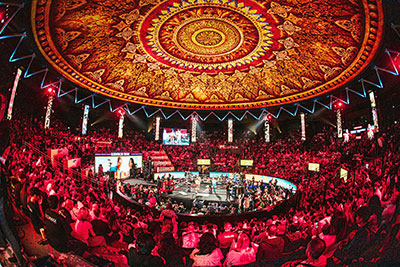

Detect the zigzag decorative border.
xmin=1 ymin=1 xmax=399 ymax=121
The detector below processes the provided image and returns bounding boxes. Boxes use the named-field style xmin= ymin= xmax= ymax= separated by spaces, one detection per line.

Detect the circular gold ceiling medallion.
xmin=31 ymin=0 xmax=384 ymax=110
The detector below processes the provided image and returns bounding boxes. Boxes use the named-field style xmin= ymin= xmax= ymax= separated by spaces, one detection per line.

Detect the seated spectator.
xmin=44 ymin=195 xmax=87 ymax=254
xmin=337 ymin=206 xmax=372 ymax=264
xmin=284 ymin=237 xmax=327 ymax=267
xmin=224 ymin=233 xmax=256 ymax=267
xmin=318 ymin=210 xmax=346 ymax=258
xmin=157 ymin=231 xmax=185 ymax=266
xmin=73 ymin=207 xmax=106 ymax=247
xmin=181 ymin=221 xmax=200 ymax=253
xmin=190 ymin=232 xmax=224 ymax=266
xmin=218 ymin=222 xmax=238 ymax=256
xmin=91 ymin=208 xmax=119 ymax=244
xmin=128 ymin=232 xmax=165 ymax=267
xmin=256 ymin=224 xmax=284 ymax=265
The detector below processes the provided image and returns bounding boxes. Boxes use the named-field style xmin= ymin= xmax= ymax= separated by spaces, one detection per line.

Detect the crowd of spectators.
xmin=2 ymin=112 xmax=400 ymax=266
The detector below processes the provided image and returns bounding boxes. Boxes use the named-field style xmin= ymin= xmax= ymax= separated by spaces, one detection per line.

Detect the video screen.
xmin=308 ymin=163 xmax=320 ymax=172
xmin=240 ymin=159 xmax=254 ymax=166
xmin=163 ymin=128 xmax=190 ymax=146
xmin=340 ymin=168 xmax=348 ymax=182
xmin=197 ymin=159 xmax=211 ymax=165
xmin=95 ymin=153 xmax=143 ymax=179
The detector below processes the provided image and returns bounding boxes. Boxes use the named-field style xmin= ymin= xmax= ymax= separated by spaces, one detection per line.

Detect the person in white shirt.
xmin=73 ymin=207 xmax=106 ymax=247
xmin=224 ymin=233 xmax=256 ymax=267
xmin=190 ymin=232 xmax=224 ymax=266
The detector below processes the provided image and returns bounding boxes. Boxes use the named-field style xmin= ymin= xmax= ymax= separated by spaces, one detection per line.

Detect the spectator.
xmin=218 ymin=222 xmax=238 ymax=256
xmin=256 ymin=224 xmax=284 ymax=265
xmin=157 ymin=231 xmax=185 ymax=266
xmin=44 ymin=195 xmax=87 ymax=254
xmin=181 ymin=221 xmax=200 ymax=253
xmin=224 ymin=233 xmax=256 ymax=267
xmin=190 ymin=232 xmax=224 ymax=266
xmin=337 ymin=206 xmax=372 ymax=264
xmin=128 ymin=232 xmax=165 ymax=267
xmin=27 ymin=187 xmax=44 ymax=235
xmin=286 ymin=237 xmax=327 ymax=267
xmin=73 ymin=207 xmax=107 ymax=247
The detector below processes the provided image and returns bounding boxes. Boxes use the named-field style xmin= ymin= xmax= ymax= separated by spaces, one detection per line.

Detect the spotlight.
xmin=47 ymin=87 xmax=55 ymax=94
xmin=335 ymin=102 xmax=343 ymax=109
xmin=267 ymin=114 xmax=273 ymax=121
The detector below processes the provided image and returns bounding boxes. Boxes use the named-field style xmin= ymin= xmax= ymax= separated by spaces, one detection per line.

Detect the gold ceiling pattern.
xmin=31 ymin=0 xmax=383 ymax=109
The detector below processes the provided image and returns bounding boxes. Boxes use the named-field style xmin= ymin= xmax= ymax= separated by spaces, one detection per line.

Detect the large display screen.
xmin=163 ymin=128 xmax=190 ymax=146
xmin=340 ymin=168 xmax=348 ymax=182
xmin=95 ymin=153 xmax=143 ymax=179
xmin=308 ymin=163 xmax=320 ymax=172
xmin=197 ymin=159 xmax=211 ymax=165
xmin=240 ymin=159 xmax=254 ymax=166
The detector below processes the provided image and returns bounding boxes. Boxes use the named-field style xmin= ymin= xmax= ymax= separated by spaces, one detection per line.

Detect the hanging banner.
xmin=7 ymin=68 xmax=22 ymax=120
xmin=82 ymin=105 xmax=89 ymax=135
xmin=118 ymin=113 xmax=124 ymax=138
xmin=191 ymin=116 xmax=197 ymax=143
xmin=264 ymin=118 xmax=270 ymax=143
xmin=44 ymin=95 xmax=54 ymax=129
xmin=155 ymin=116 xmax=161 ymax=141
xmin=336 ymin=109 xmax=343 ymax=138
xmin=300 ymin=113 xmax=306 ymax=141
xmin=228 ymin=118 xmax=233 ymax=143
xmin=369 ymin=91 xmax=379 ymax=132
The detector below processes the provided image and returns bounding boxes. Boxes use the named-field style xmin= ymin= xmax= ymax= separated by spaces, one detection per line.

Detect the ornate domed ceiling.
xmin=31 ymin=0 xmax=383 ymax=110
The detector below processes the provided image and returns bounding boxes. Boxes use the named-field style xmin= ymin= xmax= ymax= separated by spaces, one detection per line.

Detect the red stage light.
xmin=47 ymin=87 xmax=55 ymax=94
xmin=0 ymin=7 xmax=5 ymax=24
xmin=267 ymin=114 xmax=273 ymax=120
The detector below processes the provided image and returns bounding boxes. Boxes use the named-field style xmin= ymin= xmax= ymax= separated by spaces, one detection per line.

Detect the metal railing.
xmin=21 ymin=141 xmax=101 ymax=189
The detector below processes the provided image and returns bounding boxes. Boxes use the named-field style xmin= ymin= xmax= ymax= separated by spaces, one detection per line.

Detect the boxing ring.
xmin=154 ymin=171 xmax=297 ymax=203
xmin=118 ymin=172 xmax=299 ymax=224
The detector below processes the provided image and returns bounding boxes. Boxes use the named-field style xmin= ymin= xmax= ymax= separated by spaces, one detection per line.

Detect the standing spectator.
xmin=158 ymin=203 xmax=178 ymax=238
xmin=167 ymin=177 xmax=174 ymax=195
xmin=27 ymin=187 xmax=44 ymax=235
xmin=190 ymin=232 xmax=224 ymax=266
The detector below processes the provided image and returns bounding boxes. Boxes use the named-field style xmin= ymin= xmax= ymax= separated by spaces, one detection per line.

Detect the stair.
xmin=148 ymin=150 xmax=174 ymax=173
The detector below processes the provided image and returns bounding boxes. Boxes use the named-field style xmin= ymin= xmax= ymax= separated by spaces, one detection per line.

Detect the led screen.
xmin=163 ymin=128 xmax=190 ymax=146
xmin=197 ymin=159 xmax=211 ymax=165
xmin=308 ymin=163 xmax=320 ymax=172
xmin=240 ymin=159 xmax=254 ymax=166
xmin=95 ymin=153 xmax=143 ymax=179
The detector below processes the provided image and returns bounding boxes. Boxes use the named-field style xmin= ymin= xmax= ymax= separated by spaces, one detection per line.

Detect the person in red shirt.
xmin=218 ymin=222 xmax=238 ymax=256
xmin=162 ymin=177 xmax=168 ymax=194
xmin=167 ymin=177 xmax=175 ymax=195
